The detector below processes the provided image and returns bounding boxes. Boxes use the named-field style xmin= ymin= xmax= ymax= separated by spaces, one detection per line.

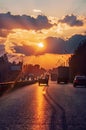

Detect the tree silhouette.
xmin=69 ymin=40 xmax=86 ymax=81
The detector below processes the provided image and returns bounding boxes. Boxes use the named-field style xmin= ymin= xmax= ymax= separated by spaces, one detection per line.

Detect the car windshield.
xmin=75 ymin=76 xmax=86 ymax=80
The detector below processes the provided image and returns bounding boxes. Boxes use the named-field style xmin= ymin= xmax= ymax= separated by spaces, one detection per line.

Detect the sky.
xmin=0 ymin=0 xmax=86 ymax=69
xmin=0 ymin=0 xmax=86 ymax=17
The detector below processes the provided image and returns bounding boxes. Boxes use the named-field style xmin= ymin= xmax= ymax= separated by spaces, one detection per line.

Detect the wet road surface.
xmin=0 ymin=81 xmax=86 ymax=130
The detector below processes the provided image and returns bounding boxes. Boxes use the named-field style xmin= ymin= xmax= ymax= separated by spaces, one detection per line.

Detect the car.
xmin=38 ymin=76 xmax=49 ymax=86
xmin=73 ymin=75 xmax=86 ymax=87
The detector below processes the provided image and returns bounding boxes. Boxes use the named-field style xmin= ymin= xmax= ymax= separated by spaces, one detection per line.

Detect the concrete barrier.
xmin=0 ymin=80 xmax=37 ymax=96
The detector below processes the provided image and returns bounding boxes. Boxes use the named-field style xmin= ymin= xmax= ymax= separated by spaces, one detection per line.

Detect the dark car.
xmin=73 ymin=75 xmax=86 ymax=87
xmin=38 ymin=76 xmax=49 ymax=86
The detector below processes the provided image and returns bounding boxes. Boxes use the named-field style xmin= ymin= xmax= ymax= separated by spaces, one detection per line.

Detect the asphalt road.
xmin=0 ymin=81 xmax=86 ymax=130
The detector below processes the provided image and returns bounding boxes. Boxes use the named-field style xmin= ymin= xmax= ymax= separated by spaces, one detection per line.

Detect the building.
xmin=0 ymin=54 xmax=22 ymax=82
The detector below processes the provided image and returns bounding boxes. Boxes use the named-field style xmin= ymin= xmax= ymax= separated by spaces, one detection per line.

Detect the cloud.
xmin=3 ymin=34 xmax=86 ymax=56
xmin=14 ymin=45 xmax=35 ymax=56
xmin=44 ymin=35 xmax=86 ymax=54
xmin=0 ymin=12 xmax=53 ymax=31
xmin=44 ymin=37 xmax=66 ymax=54
xmin=10 ymin=37 xmax=66 ymax=56
xmin=16 ymin=34 xmax=86 ymax=56
xmin=0 ymin=29 xmax=11 ymax=37
xmin=58 ymin=14 xmax=83 ymax=26
xmin=6 ymin=43 xmax=45 ymax=56
xmin=33 ymin=9 xmax=42 ymax=13
xmin=66 ymin=34 xmax=86 ymax=53
xmin=4 ymin=37 xmax=66 ymax=56
xmin=0 ymin=43 xmax=5 ymax=56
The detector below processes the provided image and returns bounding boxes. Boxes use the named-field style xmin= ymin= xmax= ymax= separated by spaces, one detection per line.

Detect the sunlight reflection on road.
xmin=42 ymin=86 xmax=48 ymax=95
xmin=31 ymin=85 xmax=50 ymax=130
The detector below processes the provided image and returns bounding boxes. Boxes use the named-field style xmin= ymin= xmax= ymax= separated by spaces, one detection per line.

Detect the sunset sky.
xmin=0 ymin=0 xmax=86 ymax=69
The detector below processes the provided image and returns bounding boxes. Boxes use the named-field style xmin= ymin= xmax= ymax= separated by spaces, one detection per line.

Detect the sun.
xmin=37 ymin=42 xmax=44 ymax=48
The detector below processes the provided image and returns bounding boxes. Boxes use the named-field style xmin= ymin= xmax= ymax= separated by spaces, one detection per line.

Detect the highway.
xmin=0 ymin=81 xmax=86 ymax=130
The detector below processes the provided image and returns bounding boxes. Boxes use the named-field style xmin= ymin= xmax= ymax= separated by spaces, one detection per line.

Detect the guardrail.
xmin=0 ymin=80 xmax=37 ymax=96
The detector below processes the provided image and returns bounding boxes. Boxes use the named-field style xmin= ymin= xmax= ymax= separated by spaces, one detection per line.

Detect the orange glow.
xmin=42 ymin=90 xmax=46 ymax=95
xmin=37 ymin=42 xmax=44 ymax=48
xmin=24 ymin=54 xmax=71 ymax=69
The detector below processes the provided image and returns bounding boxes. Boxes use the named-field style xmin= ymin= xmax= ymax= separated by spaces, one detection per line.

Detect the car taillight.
xmin=74 ymin=79 xmax=78 ymax=83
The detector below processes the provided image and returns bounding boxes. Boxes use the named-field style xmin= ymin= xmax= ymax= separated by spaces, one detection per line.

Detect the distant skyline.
xmin=0 ymin=0 xmax=86 ymax=69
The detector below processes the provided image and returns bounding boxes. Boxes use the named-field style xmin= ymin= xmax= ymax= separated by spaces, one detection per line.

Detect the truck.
xmin=51 ymin=73 xmax=57 ymax=81
xmin=57 ymin=66 xmax=69 ymax=84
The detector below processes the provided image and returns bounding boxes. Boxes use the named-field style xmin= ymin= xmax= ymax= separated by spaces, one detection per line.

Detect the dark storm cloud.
xmin=45 ymin=35 xmax=86 ymax=54
xmin=12 ymin=38 xmax=66 ymax=56
xmin=66 ymin=34 xmax=86 ymax=53
xmin=13 ymin=38 xmax=66 ymax=55
xmin=14 ymin=45 xmax=45 ymax=56
xmin=11 ymin=34 xmax=86 ymax=56
xmin=44 ymin=37 xmax=66 ymax=54
xmin=14 ymin=45 xmax=35 ymax=56
xmin=0 ymin=12 xmax=53 ymax=30
xmin=58 ymin=14 xmax=83 ymax=26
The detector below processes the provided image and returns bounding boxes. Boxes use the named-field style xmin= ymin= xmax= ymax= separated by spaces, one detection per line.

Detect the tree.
xmin=69 ymin=40 xmax=86 ymax=81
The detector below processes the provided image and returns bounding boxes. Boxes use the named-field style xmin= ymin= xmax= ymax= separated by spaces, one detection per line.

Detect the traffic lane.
xmin=0 ymin=83 xmax=53 ymax=130
xmin=48 ymin=81 xmax=86 ymax=130
xmin=45 ymin=87 xmax=68 ymax=130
